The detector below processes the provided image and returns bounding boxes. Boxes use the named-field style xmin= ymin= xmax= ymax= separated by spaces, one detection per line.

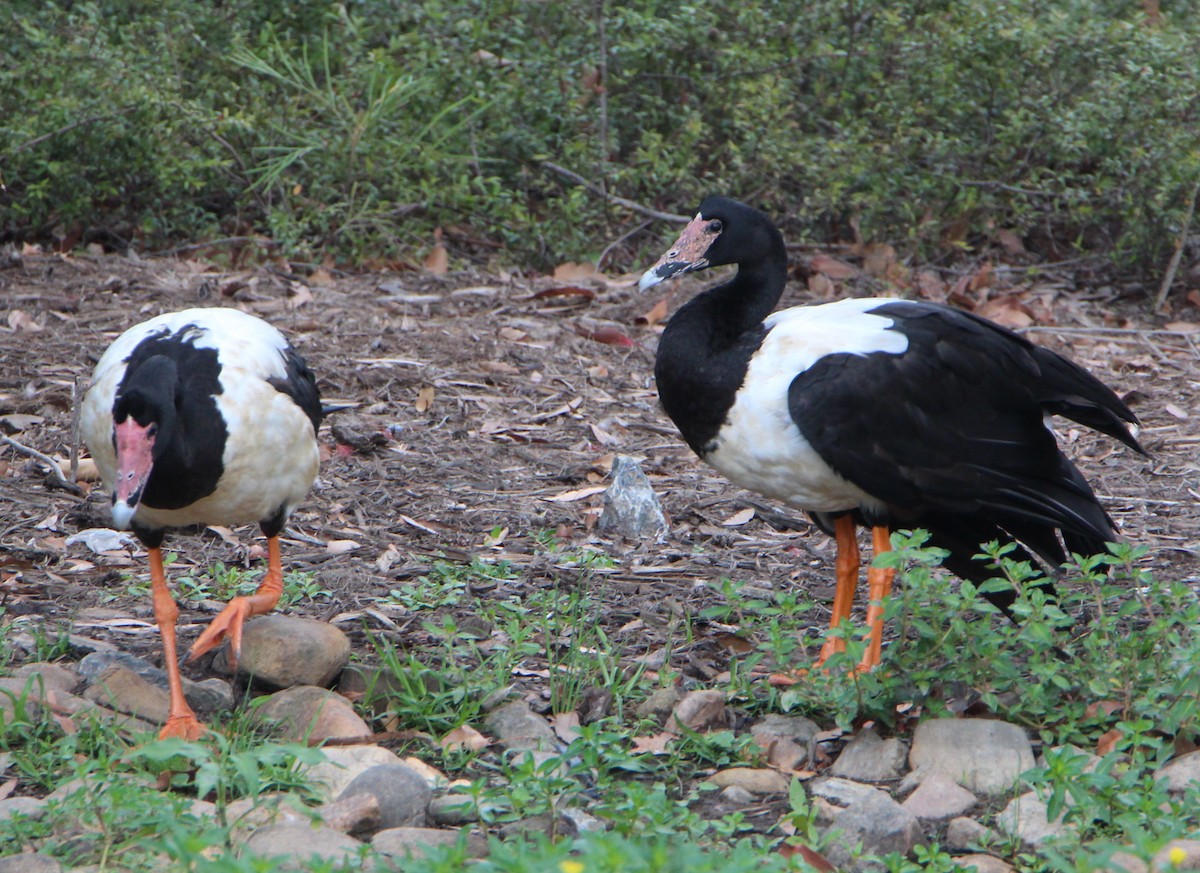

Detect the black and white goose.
xmin=81 ymin=307 xmax=322 ymax=739
xmin=639 ymin=196 xmax=1144 ymax=671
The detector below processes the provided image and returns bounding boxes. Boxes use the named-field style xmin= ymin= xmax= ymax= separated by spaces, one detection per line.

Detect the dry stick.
xmin=1153 ymin=179 xmax=1200 ymax=312
xmin=541 ymin=161 xmax=688 ymax=223
xmin=69 ymin=376 xmax=82 ymax=484
xmin=0 ymin=434 xmax=82 ymax=495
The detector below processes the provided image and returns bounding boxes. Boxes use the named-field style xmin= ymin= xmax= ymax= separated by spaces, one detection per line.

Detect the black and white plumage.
xmin=639 ymin=196 xmax=1144 ymax=670
xmin=81 ymin=307 xmax=322 ymax=739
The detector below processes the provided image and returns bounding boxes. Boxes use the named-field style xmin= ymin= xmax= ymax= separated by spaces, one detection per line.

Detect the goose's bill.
xmin=112 ymin=418 xmax=155 ymax=529
xmin=638 ymin=212 xmax=716 ymax=291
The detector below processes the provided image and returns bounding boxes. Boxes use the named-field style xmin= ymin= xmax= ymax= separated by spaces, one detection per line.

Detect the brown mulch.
xmin=0 ymin=248 xmax=1197 ymax=702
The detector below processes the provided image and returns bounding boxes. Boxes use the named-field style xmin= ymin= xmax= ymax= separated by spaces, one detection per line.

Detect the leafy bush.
xmin=4 ymin=0 xmax=1199 ymax=272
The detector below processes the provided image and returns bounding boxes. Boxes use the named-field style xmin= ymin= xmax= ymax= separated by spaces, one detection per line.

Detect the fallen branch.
xmin=1154 ymin=179 xmax=1200 ymax=312
xmin=0 ymin=434 xmax=83 ymax=495
xmin=541 ymin=161 xmax=688 ymax=223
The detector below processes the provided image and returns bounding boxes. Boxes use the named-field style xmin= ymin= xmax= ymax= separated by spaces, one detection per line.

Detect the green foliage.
xmin=3 ymin=1 xmax=1199 ymax=273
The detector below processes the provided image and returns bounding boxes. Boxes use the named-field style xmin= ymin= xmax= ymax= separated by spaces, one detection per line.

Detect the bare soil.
xmin=0 ymin=249 xmax=1197 ymax=716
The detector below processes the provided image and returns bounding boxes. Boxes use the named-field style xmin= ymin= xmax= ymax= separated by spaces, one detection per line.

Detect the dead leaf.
xmin=1186 ymin=289 xmax=1200 ymax=309
xmin=482 ymin=526 xmax=508 ymax=547
xmin=861 ymin=242 xmax=896 ymax=278
xmin=1164 ymin=403 xmax=1189 ymax=420
xmin=479 ymin=360 xmax=520 ymax=376
xmin=424 ymin=228 xmax=449 ymax=275
xmin=206 ymin=525 xmax=242 ymax=547
xmin=553 ymin=261 xmax=597 ymax=281
xmin=325 ymin=539 xmax=360 ymax=554
xmin=440 ymin=725 xmax=491 ymax=752
xmin=375 ymin=544 xmax=401 ymax=574
xmin=0 ymin=413 xmax=43 ymax=432
xmin=528 ymin=286 xmax=596 ymax=302
xmin=545 ymin=485 xmax=607 ymax=503
xmin=778 ymin=843 xmax=836 ymax=872
xmin=997 ymin=228 xmax=1026 ymax=254
xmin=631 ymin=732 xmax=675 ymax=755
xmin=7 ymin=310 xmax=43 ymax=332
xmin=721 ymin=507 xmax=755 ymax=526
xmin=671 ymin=690 xmax=727 ymax=733
xmin=808 ymin=253 xmax=858 ymax=280
xmin=550 ymin=711 xmax=581 ymax=743
xmin=1096 ymin=727 xmax=1123 ymax=756
xmin=572 ymin=323 xmax=634 ymax=347
xmin=807 ymin=272 xmax=835 ymax=298
xmin=977 ymin=294 xmax=1035 ymax=329
xmin=415 ymin=386 xmax=435 ymax=413
xmin=715 ymin=632 xmax=754 ymax=654
xmin=498 ymin=326 xmax=528 ymax=342
xmin=637 ymin=295 xmax=671 ymax=327
xmin=1164 ymin=321 xmax=1200 ymax=333
xmin=914 ymin=270 xmax=948 ymax=302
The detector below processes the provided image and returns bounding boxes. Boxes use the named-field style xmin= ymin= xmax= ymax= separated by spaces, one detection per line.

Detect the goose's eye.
xmin=707 ymin=220 xmax=723 ymax=234
xmin=147 ymin=423 xmax=158 ymax=438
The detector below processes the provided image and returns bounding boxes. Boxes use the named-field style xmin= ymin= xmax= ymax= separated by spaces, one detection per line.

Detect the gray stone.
xmin=945 ymin=816 xmax=996 ymax=851
xmin=0 ymin=797 xmax=49 ymax=825
xmin=0 ymin=677 xmax=43 ymax=720
xmin=832 ymin=727 xmax=908 ymax=782
xmin=751 ymin=713 xmax=821 ymax=746
xmin=717 ymin=785 xmax=757 ymax=805
xmin=951 ymin=855 xmax=1014 ymax=872
xmin=307 ymin=744 xmax=405 ymax=800
xmin=995 ymin=790 xmax=1072 ymax=849
xmin=901 ymin=772 xmax=978 ymax=821
xmin=1107 ymin=851 xmax=1150 ymax=873
xmin=810 ymin=776 xmax=886 ymax=809
xmin=372 ymin=826 xmax=489 ymax=860
xmin=84 ymin=665 xmax=170 ymax=724
xmin=318 ymin=793 xmax=381 ymax=834
xmin=484 ymin=700 xmax=557 ymax=752
xmin=220 ymin=615 xmax=351 ymax=689
xmin=558 ymin=806 xmax=607 ymax=835
xmin=428 ymin=794 xmax=481 ymax=826
xmin=225 ymin=793 xmax=309 ymax=840
xmin=1158 ymin=750 xmax=1200 ymax=794
xmin=822 ymin=789 xmax=928 ymax=870
xmin=705 ymin=768 xmax=791 ymax=795
xmin=596 ymin=456 xmax=668 ymax=539
xmin=670 ymin=690 xmax=728 ymax=733
xmin=242 ymin=823 xmax=363 ymax=869
xmin=11 ymin=663 xmax=80 ymax=696
xmin=634 ymin=686 xmax=680 ymax=722
xmin=1152 ymin=840 xmax=1200 ymax=870
xmin=909 ymin=718 xmax=1034 ymax=797
xmin=337 ymin=763 xmax=432 ymax=830
xmin=0 ymin=854 xmax=62 ymax=873
xmin=497 ymin=813 xmax=557 ymax=840
xmin=76 ymin=651 xmax=230 ymax=715
xmin=253 ymin=686 xmax=369 ymax=743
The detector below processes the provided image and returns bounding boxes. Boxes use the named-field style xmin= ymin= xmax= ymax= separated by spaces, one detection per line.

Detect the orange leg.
xmin=859 ymin=525 xmax=896 ymax=672
xmin=188 ymin=535 xmax=285 ymax=672
xmin=817 ymin=515 xmax=860 ymax=665
xmin=149 ymin=546 xmax=206 ymax=741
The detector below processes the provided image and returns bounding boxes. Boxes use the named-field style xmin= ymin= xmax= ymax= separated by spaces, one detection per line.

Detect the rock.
xmin=225 ymin=793 xmax=309 ymax=839
xmin=558 ymin=807 xmax=607 ymax=835
xmin=810 ymin=777 xmax=885 ymax=809
xmin=372 ymin=826 xmax=489 ymax=860
xmin=307 ymin=745 xmax=405 ymax=800
xmin=484 ymin=700 xmax=557 ymax=752
xmin=705 ymin=768 xmax=791 ymax=795
xmin=1107 ymin=851 xmax=1150 ymax=873
xmin=901 ymin=772 xmax=978 ymax=821
xmin=242 ymin=823 xmax=363 ymax=869
xmin=821 ymin=788 xmax=928 ymax=870
xmin=0 ymin=854 xmax=62 ymax=873
xmin=0 ymin=677 xmax=42 ymax=720
xmin=400 ymin=755 xmax=449 ymax=789
xmin=252 ymin=686 xmax=369 ymax=743
xmin=945 ymin=816 xmax=996 ymax=851
xmin=76 ymin=651 xmax=231 ymax=715
xmin=1158 ymin=751 xmax=1200 ymax=794
xmin=670 ymin=690 xmax=728 ymax=733
xmin=83 ymin=665 xmax=170 ymax=724
xmin=596 ymin=456 xmax=668 ymax=540
xmin=718 ymin=785 xmax=757 ymax=806
xmin=337 ymin=763 xmax=432 ymax=829
xmin=832 ymin=727 xmax=908 ymax=782
xmin=318 ymin=793 xmax=380 ymax=834
xmin=11 ymin=663 xmax=80 ymax=695
xmin=0 ymin=797 xmax=49 ymax=826
xmin=634 ymin=686 xmax=680 ymax=722
xmin=497 ymin=813 xmax=557 ymax=840
xmin=752 ymin=713 xmax=822 ymax=746
xmin=428 ymin=794 xmax=481 ymax=826
xmin=1152 ymin=840 xmax=1200 ymax=870
xmin=909 ymin=718 xmax=1034 ymax=797
xmin=952 ymin=855 xmax=1013 ymax=872
xmin=218 ymin=615 xmax=350 ymax=689
xmin=995 ymin=790 xmax=1072 ymax=849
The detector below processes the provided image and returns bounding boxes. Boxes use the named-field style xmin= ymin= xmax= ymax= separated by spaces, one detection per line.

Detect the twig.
xmin=597 ymin=219 xmax=652 ymax=269
xmin=541 ymin=161 xmax=688 ymax=223
xmin=10 ymin=106 xmax=139 ymax=155
xmin=69 ymin=376 xmax=82 ymax=484
xmin=0 ymin=434 xmax=82 ymax=495
xmin=595 ymin=0 xmax=610 ymax=202
xmin=1153 ymin=179 xmax=1200 ymax=311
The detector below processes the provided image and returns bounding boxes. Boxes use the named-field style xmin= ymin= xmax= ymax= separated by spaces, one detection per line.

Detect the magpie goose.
xmin=639 ymin=196 xmax=1144 ymax=671
xmin=81 ymin=307 xmax=322 ymax=739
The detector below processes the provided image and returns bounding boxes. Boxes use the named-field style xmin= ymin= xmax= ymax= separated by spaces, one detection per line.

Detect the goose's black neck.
xmin=654 ymin=231 xmax=788 ymax=455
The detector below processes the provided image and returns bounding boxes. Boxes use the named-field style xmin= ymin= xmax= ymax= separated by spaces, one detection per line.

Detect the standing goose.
xmin=639 ymin=197 xmax=1144 ymax=671
xmin=81 ymin=307 xmax=322 ymax=739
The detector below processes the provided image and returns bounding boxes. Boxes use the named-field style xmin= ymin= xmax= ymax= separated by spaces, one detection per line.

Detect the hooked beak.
xmin=638 ymin=211 xmax=719 ymax=291
xmin=112 ymin=418 xmax=155 ymax=529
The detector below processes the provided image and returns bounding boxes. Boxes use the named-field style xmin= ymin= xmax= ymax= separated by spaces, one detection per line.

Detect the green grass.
xmin=3 ymin=537 xmax=1199 ymax=870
